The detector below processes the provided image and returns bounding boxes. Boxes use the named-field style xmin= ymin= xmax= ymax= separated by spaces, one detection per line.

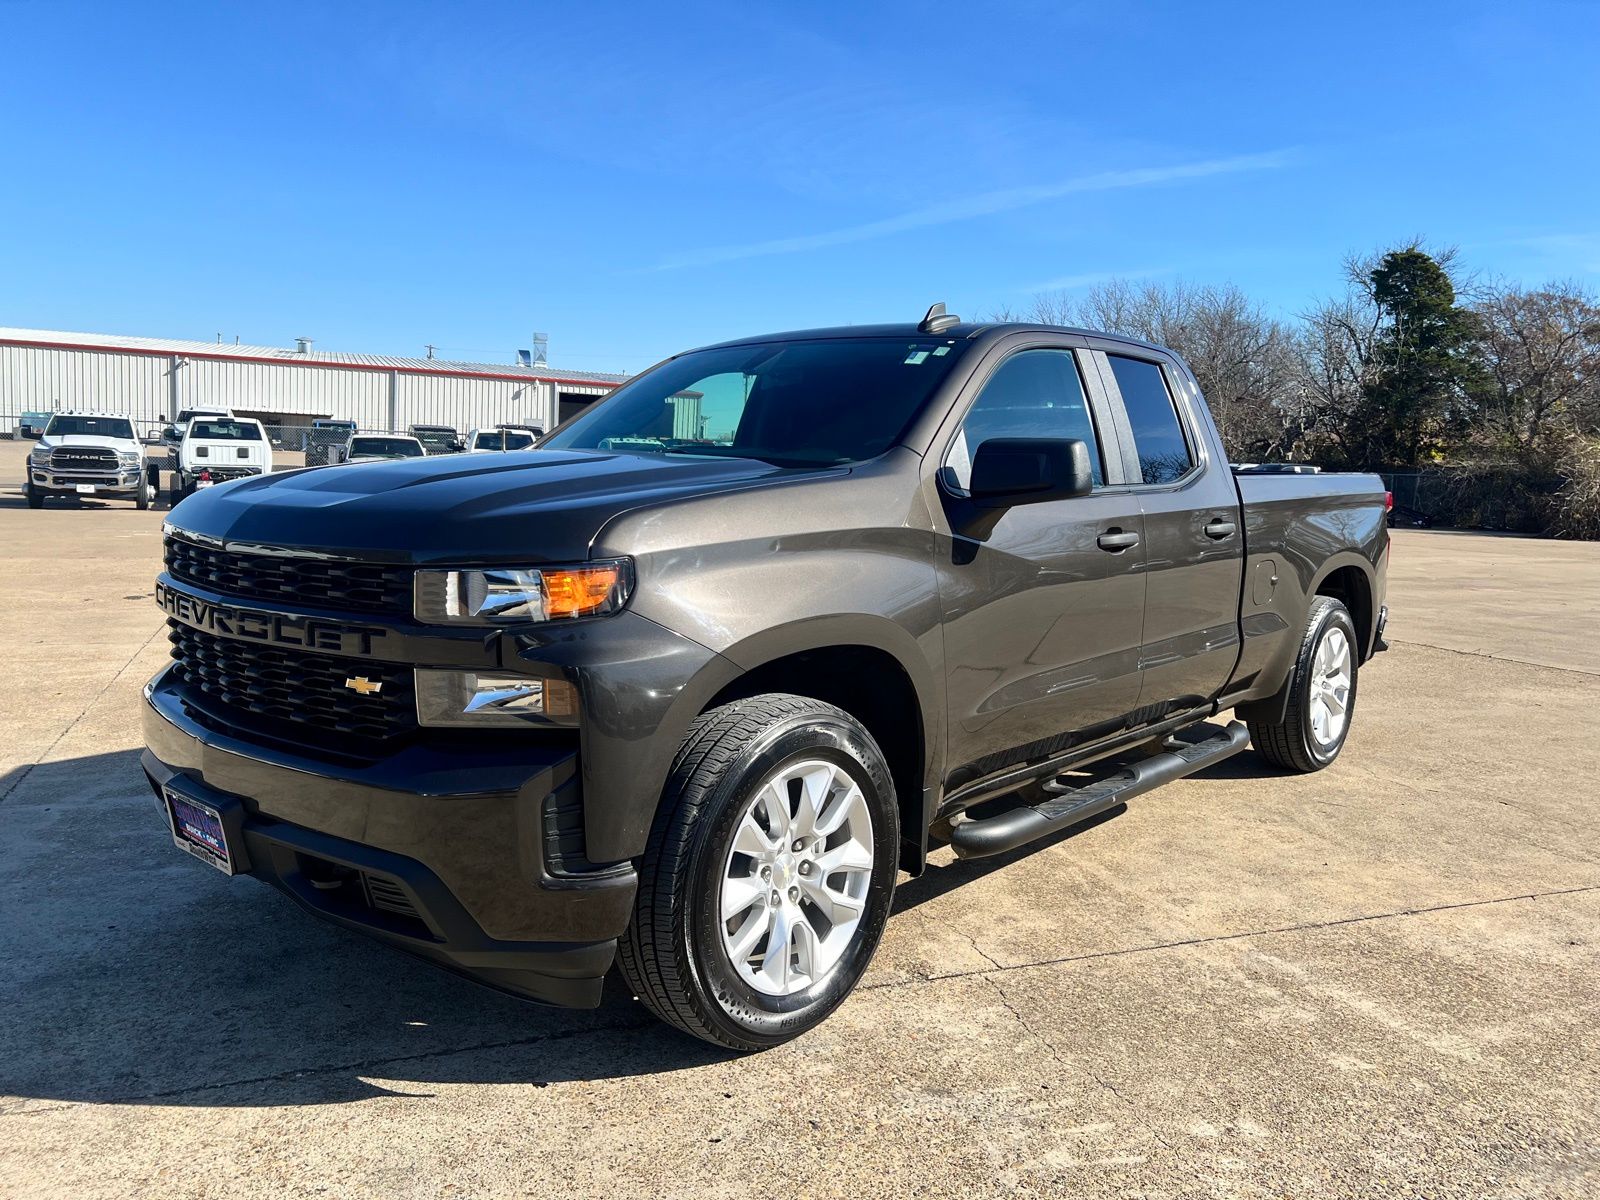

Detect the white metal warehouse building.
xmin=0 ymin=327 xmax=628 ymax=439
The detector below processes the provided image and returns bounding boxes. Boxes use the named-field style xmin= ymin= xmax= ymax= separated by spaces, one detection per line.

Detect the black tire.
xmin=135 ymin=481 xmax=151 ymax=510
xmin=1248 ymin=595 xmax=1360 ymax=773
xmin=25 ymin=485 xmax=44 ymax=510
xmin=618 ymin=694 xmax=900 ymax=1051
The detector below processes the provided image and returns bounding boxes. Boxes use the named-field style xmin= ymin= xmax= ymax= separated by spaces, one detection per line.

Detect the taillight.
xmin=1384 ymin=490 xmax=1394 ymax=513
xmin=198 ymin=469 xmax=212 ymax=482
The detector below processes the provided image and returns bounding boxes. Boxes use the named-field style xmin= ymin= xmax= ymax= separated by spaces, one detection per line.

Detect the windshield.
xmin=46 ymin=416 xmax=134 ymax=439
xmin=475 ymin=431 xmax=535 ymax=451
xmin=351 ymin=437 xmax=424 ymax=457
xmin=541 ymin=337 xmax=969 ymax=467
xmin=189 ymin=420 xmax=261 ymax=441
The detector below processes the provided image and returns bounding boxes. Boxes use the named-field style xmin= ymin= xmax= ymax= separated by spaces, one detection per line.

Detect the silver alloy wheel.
xmin=719 ymin=758 xmax=875 ymax=997
xmin=1308 ymin=625 xmax=1353 ymax=747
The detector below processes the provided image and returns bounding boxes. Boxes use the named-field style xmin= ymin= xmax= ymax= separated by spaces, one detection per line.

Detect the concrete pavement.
xmin=2 ymin=440 xmax=1596 ymax=1198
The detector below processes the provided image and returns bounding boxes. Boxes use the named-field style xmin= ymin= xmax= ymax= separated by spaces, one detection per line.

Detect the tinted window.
xmin=351 ymin=437 xmax=423 ymax=456
xmin=542 ymin=338 xmax=969 ymax=468
xmin=946 ymin=349 xmax=1103 ymax=489
xmin=190 ymin=420 xmax=261 ymax=441
xmin=1107 ymin=355 xmax=1192 ymax=485
xmin=475 ymin=431 xmax=534 ymax=451
xmin=45 ymin=416 xmax=134 ymax=439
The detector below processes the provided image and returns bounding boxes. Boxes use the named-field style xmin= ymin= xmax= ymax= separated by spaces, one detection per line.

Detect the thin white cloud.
xmin=651 ymin=150 xmax=1297 ymax=271
xmin=1022 ymin=266 xmax=1172 ymax=292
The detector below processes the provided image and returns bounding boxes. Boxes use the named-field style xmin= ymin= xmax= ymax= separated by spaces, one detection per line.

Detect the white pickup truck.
xmin=24 ymin=411 xmax=155 ymax=509
xmin=171 ymin=416 xmax=272 ymax=502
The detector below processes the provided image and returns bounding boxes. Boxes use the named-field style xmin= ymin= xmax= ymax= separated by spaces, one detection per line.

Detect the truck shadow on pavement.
xmin=1 ymin=750 xmax=1281 ymax=1109
xmin=1 ymin=751 xmax=735 ymax=1110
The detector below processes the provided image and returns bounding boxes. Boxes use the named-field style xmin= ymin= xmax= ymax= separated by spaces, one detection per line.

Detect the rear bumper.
xmin=142 ymin=668 xmax=637 ymax=1008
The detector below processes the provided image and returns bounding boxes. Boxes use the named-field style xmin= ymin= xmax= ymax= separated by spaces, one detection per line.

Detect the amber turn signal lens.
xmin=541 ymin=565 xmax=623 ymax=620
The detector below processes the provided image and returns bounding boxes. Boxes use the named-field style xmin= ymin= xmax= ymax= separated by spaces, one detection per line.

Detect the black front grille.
xmin=52 ymin=447 xmax=119 ymax=469
xmin=167 ymin=621 xmax=414 ymax=745
xmin=165 ymin=538 xmax=412 ymax=614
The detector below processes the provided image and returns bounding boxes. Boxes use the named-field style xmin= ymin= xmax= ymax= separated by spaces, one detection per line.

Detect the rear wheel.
xmin=1248 ymin=596 xmax=1359 ymax=772
xmin=618 ymin=694 xmax=899 ymax=1050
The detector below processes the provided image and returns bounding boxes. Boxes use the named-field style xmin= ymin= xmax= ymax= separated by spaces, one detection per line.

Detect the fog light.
xmin=415 ymin=670 xmax=579 ymax=727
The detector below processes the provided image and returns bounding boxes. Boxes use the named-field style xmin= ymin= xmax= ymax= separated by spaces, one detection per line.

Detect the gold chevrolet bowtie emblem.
xmin=344 ymin=676 xmax=383 ymax=696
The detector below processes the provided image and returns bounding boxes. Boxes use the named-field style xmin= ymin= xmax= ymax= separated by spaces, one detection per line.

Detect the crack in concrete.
xmin=985 ymin=973 xmax=1179 ymax=1156
xmin=5 ymin=882 xmax=1596 ymax=1117
xmin=0 ymin=620 xmax=165 ymax=804
xmin=871 ymin=881 xmax=1600 ymax=993
xmin=963 ymin=931 xmax=1003 ymax=971
xmin=1389 ymin=637 xmax=1600 ymax=678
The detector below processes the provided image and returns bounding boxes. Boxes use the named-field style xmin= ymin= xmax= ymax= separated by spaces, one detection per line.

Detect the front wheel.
xmin=618 ymin=694 xmax=899 ymax=1050
xmin=1248 ymin=595 xmax=1359 ymax=772
xmin=25 ymin=484 xmax=44 ymax=510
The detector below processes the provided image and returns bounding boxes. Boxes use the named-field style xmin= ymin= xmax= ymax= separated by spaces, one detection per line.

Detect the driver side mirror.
xmin=968 ymin=438 xmax=1094 ymax=508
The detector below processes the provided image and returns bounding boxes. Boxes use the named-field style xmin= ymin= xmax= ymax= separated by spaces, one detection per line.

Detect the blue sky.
xmin=3 ymin=0 xmax=1597 ymax=375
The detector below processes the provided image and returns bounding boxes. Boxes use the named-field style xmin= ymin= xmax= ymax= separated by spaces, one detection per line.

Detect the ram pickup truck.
xmin=25 ymin=411 xmax=156 ymax=509
xmin=143 ymin=308 xmax=1389 ymax=1050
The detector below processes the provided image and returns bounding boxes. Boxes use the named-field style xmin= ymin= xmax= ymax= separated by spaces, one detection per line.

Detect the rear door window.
xmin=946 ymin=348 xmax=1104 ymax=490
xmin=1106 ymin=355 xmax=1193 ymax=485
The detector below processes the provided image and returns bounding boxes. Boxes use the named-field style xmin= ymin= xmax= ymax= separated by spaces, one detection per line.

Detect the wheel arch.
xmin=621 ymin=615 xmax=940 ymax=876
xmin=1238 ymin=553 xmax=1374 ymax=728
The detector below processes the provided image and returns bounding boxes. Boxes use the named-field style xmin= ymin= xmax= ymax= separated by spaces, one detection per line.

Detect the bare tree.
xmin=1467 ymin=280 xmax=1600 ymax=462
xmin=1028 ymin=279 xmax=1301 ymax=459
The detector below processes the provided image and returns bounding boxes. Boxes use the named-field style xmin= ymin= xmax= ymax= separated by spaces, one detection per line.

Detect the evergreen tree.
xmin=1347 ymin=247 xmax=1481 ymax=467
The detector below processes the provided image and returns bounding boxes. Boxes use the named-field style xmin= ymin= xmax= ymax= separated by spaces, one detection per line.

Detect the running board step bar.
xmin=949 ymin=721 xmax=1250 ymax=860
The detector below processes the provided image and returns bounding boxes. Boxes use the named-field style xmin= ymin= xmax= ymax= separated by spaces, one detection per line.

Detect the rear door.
xmin=1089 ymin=346 xmax=1244 ymax=711
xmin=932 ymin=338 xmax=1148 ymax=786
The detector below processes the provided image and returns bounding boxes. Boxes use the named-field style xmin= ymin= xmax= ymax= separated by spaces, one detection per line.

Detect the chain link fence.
xmin=1380 ymin=467 xmax=1564 ymax=534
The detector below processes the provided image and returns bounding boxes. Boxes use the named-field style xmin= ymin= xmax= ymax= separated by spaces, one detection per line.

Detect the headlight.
xmin=118 ymin=450 xmax=142 ymax=465
xmin=414 ymin=559 xmax=632 ymax=625
xmin=29 ymin=446 xmax=51 ymax=464
xmin=415 ymin=670 xmax=580 ymax=727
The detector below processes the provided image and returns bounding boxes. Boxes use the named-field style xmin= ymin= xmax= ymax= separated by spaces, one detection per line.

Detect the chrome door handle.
xmin=1097 ymin=529 xmax=1140 ymax=551
xmin=1204 ymin=519 xmax=1237 ymax=540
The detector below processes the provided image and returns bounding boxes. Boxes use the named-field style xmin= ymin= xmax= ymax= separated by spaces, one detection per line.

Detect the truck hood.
xmin=36 ymin=434 xmax=141 ymax=452
xmin=166 ymin=448 xmax=799 ymax=564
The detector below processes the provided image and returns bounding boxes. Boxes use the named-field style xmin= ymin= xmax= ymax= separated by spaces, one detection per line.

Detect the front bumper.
xmin=30 ymin=465 xmax=144 ymax=494
xmin=142 ymin=668 xmax=637 ymax=1007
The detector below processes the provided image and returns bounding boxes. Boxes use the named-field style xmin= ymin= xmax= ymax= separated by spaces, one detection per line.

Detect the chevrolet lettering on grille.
xmin=155 ymin=581 xmax=386 ymax=656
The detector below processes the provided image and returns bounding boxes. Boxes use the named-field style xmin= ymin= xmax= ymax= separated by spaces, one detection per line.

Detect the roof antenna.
xmin=918 ymin=302 xmax=960 ymax=334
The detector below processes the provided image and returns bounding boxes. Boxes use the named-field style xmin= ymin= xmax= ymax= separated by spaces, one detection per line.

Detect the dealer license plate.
xmin=75 ymin=484 xmax=96 ymax=494
xmin=164 ymin=787 xmax=235 ymax=874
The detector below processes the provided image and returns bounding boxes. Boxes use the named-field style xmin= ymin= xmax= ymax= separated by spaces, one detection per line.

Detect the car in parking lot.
xmin=304 ymin=418 xmax=358 ymax=465
xmin=170 ymin=416 xmax=272 ymax=502
xmin=24 ymin=410 xmax=155 ymax=508
xmin=338 ymin=433 xmax=427 ymax=463
xmin=144 ymin=306 xmax=1390 ymax=1050
xmin=465 ymin=424 xmax=541 ymax=451
xmin=159 ymin=406 xmax=235 ymax=464
xmin=408 ymin=424 xmax=465 ymax=454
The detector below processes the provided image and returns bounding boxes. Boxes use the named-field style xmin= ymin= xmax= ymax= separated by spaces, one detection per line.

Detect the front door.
xmin=932 ymin=344 xmax=1148 ymax=789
